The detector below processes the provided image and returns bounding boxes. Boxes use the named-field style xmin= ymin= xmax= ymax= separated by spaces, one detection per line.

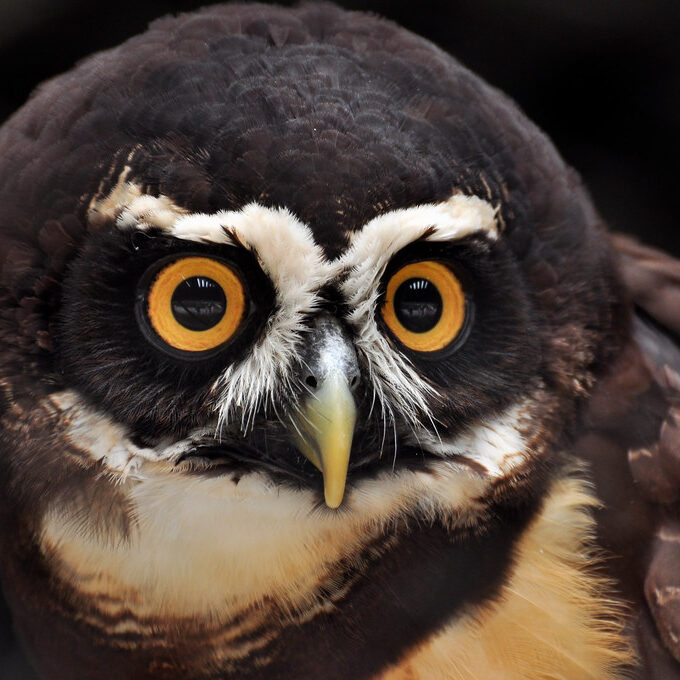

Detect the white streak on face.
xmin=87 ymin=165 xmax=187 ymax=230
xmin=409 ymin=403 xmax=529 ymax=478
xmin=49 ymin=391 xmax=163 ymax=477
xmin=51 ymin=387 xmax=527 ymax=490
xmin=337 ymin=194 xmax=497 ymax=430
xmin=117 ymin=193 xmax=186 ymax=231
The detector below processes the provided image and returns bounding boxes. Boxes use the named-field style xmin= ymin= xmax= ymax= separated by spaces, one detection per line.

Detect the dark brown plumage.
xmin=0 ymin=4 xmax=678 ymax=679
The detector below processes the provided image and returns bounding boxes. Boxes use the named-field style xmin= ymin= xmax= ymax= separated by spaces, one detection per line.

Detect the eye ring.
xmin=143 ymin=256 xmax=245 ymax=354
xmin=381 ymin=260 xmax=467 ymax=353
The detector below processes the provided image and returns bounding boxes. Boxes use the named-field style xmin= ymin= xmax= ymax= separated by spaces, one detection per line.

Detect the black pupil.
xmin=171 ymin=276 xmax=226 ymax=331
xmin=394 ymin=277 xmax=442 ymax=333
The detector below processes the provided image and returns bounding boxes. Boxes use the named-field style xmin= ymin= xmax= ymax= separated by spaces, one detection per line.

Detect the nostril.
xmin=305 ymin=375 xmax=318 ymax=389
xmin=349 ymin=375 xmax=359 ymax=388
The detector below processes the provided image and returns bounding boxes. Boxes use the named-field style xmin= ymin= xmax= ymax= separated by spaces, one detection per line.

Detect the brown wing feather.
xmin=579 ymin=233 xmax=680 ymax=676
xmin=612 ymin=233 xmax=680 ymax=338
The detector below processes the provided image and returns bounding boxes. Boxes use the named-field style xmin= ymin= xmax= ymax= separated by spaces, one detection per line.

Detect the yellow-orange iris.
xmin=146 ymin=257 xmax=245 ymax=352
xmin=381 ymin=260 xmax=465 ymax=353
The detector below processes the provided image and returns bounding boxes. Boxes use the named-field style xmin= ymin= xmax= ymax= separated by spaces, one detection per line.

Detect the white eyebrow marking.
xmin=341 ymin=194 xmax=498 ymax=265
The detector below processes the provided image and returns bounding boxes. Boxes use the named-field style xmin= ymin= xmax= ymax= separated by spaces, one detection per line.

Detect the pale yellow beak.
xmin=293 ymin=372 xmax=357 ymax=509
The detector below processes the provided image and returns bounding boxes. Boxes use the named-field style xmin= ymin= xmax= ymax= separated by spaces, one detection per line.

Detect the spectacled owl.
xmin=0 ymin=4 xmax=679 ymax=679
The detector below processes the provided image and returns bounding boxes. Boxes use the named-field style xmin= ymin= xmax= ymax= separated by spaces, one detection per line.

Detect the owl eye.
xmin=144 ymin=256 xmax=245 ymax=353
xmin=381 ymin=261 xmax=466 ymax=353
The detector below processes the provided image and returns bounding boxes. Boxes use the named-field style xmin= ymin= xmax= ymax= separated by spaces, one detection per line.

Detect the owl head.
xmin=0 ymin=1 xmax=626 ymax=629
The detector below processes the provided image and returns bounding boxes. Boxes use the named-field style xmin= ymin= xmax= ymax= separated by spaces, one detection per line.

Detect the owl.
xmin=0 ymin=3 xmax=679 ymax=679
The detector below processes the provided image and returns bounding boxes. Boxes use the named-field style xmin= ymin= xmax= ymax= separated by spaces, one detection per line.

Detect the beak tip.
xmin=323 ymin=485 xmax=345 ymax=509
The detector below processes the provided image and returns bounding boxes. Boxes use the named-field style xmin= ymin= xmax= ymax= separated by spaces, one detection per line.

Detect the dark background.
xmin=0 ymin=1 xmax=679 ymax=678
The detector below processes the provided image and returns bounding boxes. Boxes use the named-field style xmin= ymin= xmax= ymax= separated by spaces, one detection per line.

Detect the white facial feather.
xmin=88 ymin=165 xmax=187 ymax=230
xmin=409 ymin=402 xmax=530 ymax=478
xmin=48 ymin=391 xmax=164 ymax=477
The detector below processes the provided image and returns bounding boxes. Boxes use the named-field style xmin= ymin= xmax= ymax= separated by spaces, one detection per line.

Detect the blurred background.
xmin=0 ymin=0 xmax=679 ymax=677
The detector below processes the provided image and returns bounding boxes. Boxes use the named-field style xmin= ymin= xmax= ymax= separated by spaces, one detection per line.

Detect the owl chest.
xmin=32 ymin=474 xmax=632 ymax=679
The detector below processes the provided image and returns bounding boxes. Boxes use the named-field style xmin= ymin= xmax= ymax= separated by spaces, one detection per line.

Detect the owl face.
xmin=0 ymin=1 xmax=624 ymax=633
xmin=30 ymin=189 xmax=557 ymax=619
xmin=55 ymin=188 xmax=541 ymax=507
